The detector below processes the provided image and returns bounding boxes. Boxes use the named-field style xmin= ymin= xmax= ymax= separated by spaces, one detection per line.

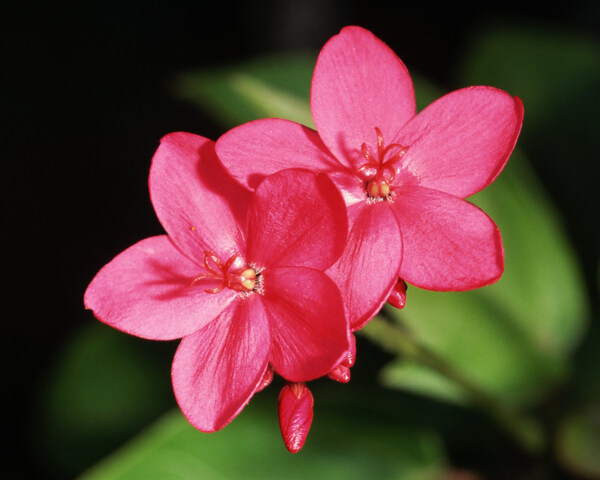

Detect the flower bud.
xmin=255 ymin=365 xmax=274 ymax=392
xmin=387 ymin=278 xmax=408 ymax=309
xmin=278 ymin=382 xmax=313 ymax=453
xmin=327 ymin=363 xmax=351 ymax=383
xmin=343 ymin=333 xmax=356 ymax=368
xmin=327 ymin=333 xmax=356 ymax=382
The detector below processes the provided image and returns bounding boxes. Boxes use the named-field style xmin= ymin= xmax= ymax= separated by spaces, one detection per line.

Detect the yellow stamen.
xmin=366 ymin=178 xmax=391 ymax=199
xmin=239 ymin=268 xmax=257 ymax=291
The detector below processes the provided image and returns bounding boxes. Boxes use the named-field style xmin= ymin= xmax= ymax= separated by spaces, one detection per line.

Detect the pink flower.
xmin=216 ymin=26 xmax=524 ymax=330
xmin=84 ymin=132 xmax=351 ymax=432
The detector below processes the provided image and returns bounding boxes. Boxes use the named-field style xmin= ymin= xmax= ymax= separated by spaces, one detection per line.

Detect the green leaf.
xmin=173 ymin=53 xmax=316 ymax=128
xmin=79 ymin=395 xmax=446 ymax=480
xmin=38 ymin=322 xmax=173 ymax=475
xmin=380 ymin=361 xmax=468 ymax=405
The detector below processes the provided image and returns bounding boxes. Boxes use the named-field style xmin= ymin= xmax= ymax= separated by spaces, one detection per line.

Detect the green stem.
xmin=361 ymin=316 xmax=545 ymax=454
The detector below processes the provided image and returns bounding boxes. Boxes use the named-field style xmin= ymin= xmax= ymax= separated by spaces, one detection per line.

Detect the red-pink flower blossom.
xmin=84 ymin=132 xmax=351 ymax=433
xmin=216 ymin=26 xmax=523 ymax=330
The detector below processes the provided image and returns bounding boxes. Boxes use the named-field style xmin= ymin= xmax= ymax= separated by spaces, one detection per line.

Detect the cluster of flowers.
xmin=85 ymin=26 xmax=523 ymax=453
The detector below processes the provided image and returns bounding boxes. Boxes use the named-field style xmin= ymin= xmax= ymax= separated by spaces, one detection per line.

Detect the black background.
xmin=3 ymin=1 xmax=599 ymax=478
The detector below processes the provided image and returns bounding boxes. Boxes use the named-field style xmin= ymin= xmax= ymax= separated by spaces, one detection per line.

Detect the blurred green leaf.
xmin=38 ymin=321 xmax=173 ymax=475
xmin=79 ymin=396 xmax=446 ymax=480
xmin=173 ymin=53 xmax=316 ymax=128
xmin=555 ymin=406 xmax=600 ymax=478
xmin=380 ymin=361 xmax=467 ymax=405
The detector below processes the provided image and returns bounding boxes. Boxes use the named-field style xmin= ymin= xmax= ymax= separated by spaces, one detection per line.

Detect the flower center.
xmin=357 ymin=127 xmax=408 ymax=199
xmin=191 ymin=251 xmax=259 ymax=294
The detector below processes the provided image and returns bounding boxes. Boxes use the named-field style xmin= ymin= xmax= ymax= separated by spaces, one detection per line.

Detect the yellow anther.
xmin=366 ymin=178 xmax=391 ymax=199
xmin=239 ymin=268 xmax=257 ymax=291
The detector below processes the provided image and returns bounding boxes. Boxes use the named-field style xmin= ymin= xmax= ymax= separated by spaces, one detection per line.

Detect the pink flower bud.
xmin=327 ymin=363 xmax=351 ymax=383
xmin=343 ymin=333 xmax=357 ymax=368
xmin=278 ymin=382 xmax=314 ymax=453
xmin=255 ymin=365 xmax=274 ymax=392
xmin=327 ymin=333 xmax=356 ymax=382
xmin=387 ymin=278 xmax=408 ymax=309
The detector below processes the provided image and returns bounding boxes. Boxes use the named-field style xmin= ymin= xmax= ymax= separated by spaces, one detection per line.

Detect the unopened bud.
xmin=328 ymin=363 xmax=351 ymax=383
xmin=255 ymin=365 xmax=273 ymax=392
xmin=343 ymin=333 xmax=356 ymax=368
xmin=387 ymin=278 xmax=408 ymax=309
xmin=278 ymin=382 xmax=313 ymax=453
xmin=327 ymin=333 xmax=356 ymax=382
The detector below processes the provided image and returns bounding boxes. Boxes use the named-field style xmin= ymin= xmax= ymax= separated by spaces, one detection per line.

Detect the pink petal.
xmin=328 ymin=169 xmax=370 ymax=208
xmin=172 ymin=296 xmax=270 ymax=432
xmin=247 ymin=169 xmax=348 ymax=271
xmin=394 ymin=87 xmax=523 ymax=198
xmin=84 ymin=236 xmax=236 ymax=340
xmin=149 ymin=132 xmax=250 ymax=263
xmin=326 ymin=201 xmax=403 ymax=330
xmin=278 ymin=382 xmax=314 ymax=453
xmin=215 ymin=119 xmax=341 ymax=190
xmin=311 ymin=26 xmax=415 ymax=169
xmin=390 ymin=186 xmax=504 ymax=290
xmin=264 ymin=266 xmax=349 ymax=381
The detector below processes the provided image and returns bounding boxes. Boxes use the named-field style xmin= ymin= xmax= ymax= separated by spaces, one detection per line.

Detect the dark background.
xmin=3 ymin=1 xmax=599 ymax=478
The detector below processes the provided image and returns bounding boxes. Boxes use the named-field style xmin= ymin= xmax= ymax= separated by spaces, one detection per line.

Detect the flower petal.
xmin=172 ymin=296 xmax=270 ymax=432
xmin=149 ymin=132 xmax=250 ymax=262
xmin=390 ymin=186 xmax=504 ymax=290
xmin=264 ymin=266 xmax=349 ymax=381
xmin=311 ymin=26 xmax=415 ymax=169
xmin=394 ymin=87 xmax=523 ymax=198
xmin=247 ymin=169 xmax=348 ymax=270
xmin=216 ymin=118 xmax=341 ymax=190
xmin=84 ymin=236 xmax=237 ymax=340
xmin=326 ymin=201 xmax=403 ymax=330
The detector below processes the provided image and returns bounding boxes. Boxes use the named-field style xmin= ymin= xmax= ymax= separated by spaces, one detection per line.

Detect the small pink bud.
xmin=328 ymin=363 xmax=351 ymax=383
xmin=387 ymin=278 xmax=408 ymax=309
xmin=278 ymin=382 xmax=314 ymax=453
xmin=327 ymin=333 xmax=356 ymax=382
xmin=343 ymin=333 xmax=357 ymax=368
xmin=255 ymin=365 xmax=274 ymax=392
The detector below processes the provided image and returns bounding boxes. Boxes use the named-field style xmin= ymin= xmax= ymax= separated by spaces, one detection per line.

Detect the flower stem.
xmin=360 ymin=316 xmax=545 ymax=454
